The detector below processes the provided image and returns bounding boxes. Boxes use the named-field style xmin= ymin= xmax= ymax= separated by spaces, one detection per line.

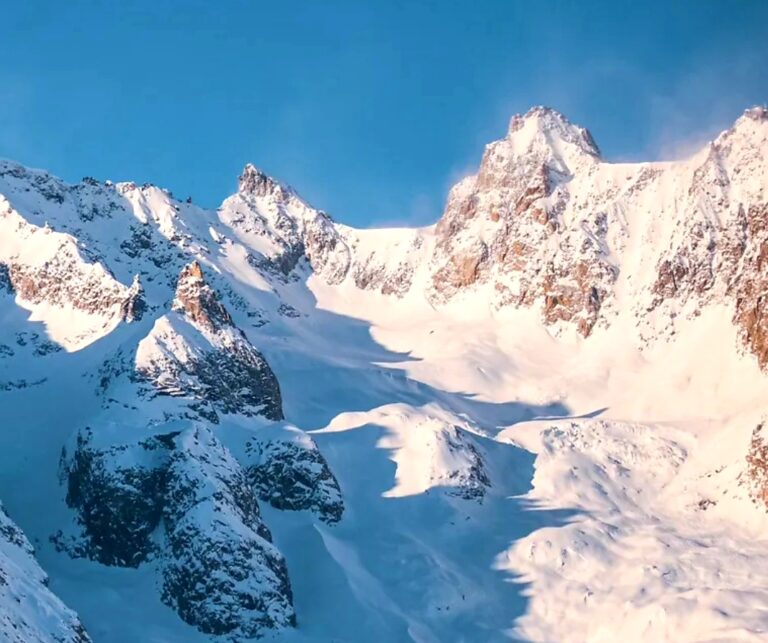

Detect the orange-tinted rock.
xmin=744 ymin=422 xmax=768 ymax=508
xmin=173 ymin=262 xmax=233 ymax=332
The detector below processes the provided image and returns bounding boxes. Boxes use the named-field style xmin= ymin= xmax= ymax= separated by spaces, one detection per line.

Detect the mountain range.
xmin=0 ymin=105 xmax=767 ymax=642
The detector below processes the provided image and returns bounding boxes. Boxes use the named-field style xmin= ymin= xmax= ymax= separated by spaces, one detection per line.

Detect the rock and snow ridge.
xmin=135 ymin=260 xmax=284 ymax=422
xmin=0 ymin=106 xmax=766 ymax=641
xmin=0 ymin=503 xmax=90 ymax=642
xmin=341 ymin=106 xmax=768 ymax=351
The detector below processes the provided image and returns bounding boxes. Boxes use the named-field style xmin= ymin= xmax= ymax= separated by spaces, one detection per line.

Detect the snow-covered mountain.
xmin=0 ymin=105 xmax=767 ymax=642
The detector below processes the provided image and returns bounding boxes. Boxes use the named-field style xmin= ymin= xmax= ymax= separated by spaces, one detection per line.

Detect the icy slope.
xmin=0 ymin=503 xmax=90 ymax=643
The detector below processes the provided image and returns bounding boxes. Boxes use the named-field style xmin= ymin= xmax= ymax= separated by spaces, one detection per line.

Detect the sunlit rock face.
xmin=135 ymin=261 xmax=284 ymax=422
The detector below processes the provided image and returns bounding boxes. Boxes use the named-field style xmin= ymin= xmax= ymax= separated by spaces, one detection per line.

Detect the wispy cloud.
xmin=642 ymin=49 xmax=766 ymax=161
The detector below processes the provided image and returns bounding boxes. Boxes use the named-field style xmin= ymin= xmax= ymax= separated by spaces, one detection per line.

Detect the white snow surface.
xmin=0 ymin=107 xmax=766 ymax=641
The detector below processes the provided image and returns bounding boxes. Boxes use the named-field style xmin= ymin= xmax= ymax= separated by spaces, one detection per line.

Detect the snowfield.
xmin=0 ymin=106 xmax=767 ymax=641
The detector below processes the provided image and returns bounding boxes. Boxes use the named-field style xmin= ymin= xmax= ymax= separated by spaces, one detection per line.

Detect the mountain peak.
xmin=742 ymin=105 xmax=768 ymax=122
xmin=713 ymin=104 xmax=768 ymax=151
xmin=728 ymin=105 xmax=768 ymax=133
xmin=119 ymin=274 xmax=146 ymax=323
xmin=181 ymin=260 xmax=204 ymax=282
xmin=507 ymin=106 xmax=601 ymax=158
xmin=238 ymin=163 xmax=291 ymax=200
xmin=510 ymin=105 xmax=568 ymax=127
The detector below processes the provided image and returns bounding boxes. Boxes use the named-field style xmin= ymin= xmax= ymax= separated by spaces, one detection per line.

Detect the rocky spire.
xmin=238 ymin=164 xmax=289 ymax=200
xmin=120 ymin=275 xmax=146 ymax=323
xmin=172 ymin=262 xmax=233 ymax=332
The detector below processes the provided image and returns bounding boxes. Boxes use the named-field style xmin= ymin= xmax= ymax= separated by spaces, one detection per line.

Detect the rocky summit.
xmin=0 ymin=106 xmax=767 ymax=641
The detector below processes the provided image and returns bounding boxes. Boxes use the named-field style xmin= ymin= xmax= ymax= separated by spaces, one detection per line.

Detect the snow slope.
xmin=0 ymin=106 xmax=766 ymax=641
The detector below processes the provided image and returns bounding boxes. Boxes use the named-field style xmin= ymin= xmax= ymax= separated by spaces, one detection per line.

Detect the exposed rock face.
xmin=58 ymin=427 xmax=170 ymax=566
xmin=744 ymin=421 xmax=768 ymax=508
xmin=172 ymin=262 xmax=232 ymax=332
xmin=732 ymin=205 xmax=768 ymax=367
xmin=135 ymin=262 xmax=284 ymax=422
xmin=428 ymin=106 xmax=614 ymax=336
xmin=0 ymin=210 xmax=131 ymax=317
xmin=161 ymin=428 xmax=295 ymax=637
xmin=342 ymin=229 xmax=424 ymax=297
xmin=438 ymin=427 xmax=491 ymax=501
xmin=0 ymin=503 xmax=91 ymax=642
xmin=119 ymin=274 xmax=147 ymax=322
xmin=60 ymin=425 xmax=295 ymax=638
xmin=223 ymin=164 xmax=352 ymax=284
xmin=239 ymin=164 xmax=292 ymax=201
xmin=4 ymin=256 xmax=126 ymax=314
xmin=354 ymin=257 xmax=416 ymax=296
xmin=330 ymin=106 xmax=768 ymax=355
xmin=245 ymin=428 xmax=344 ymax=523
xmin=0 ymin=264 xmax=11 ymax=293
xmin=645 ymin=108 xmax=768 ymax=364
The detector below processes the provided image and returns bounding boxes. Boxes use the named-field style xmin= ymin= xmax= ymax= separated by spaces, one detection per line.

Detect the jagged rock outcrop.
xmin=161 ymin=427 xmax=295 ymax=637
xmin=645 ymin=107 xmax=768 ymax=362
xmin=59 ymin=424 xmax=295 ymax=638
xmin=0 ymin=503 xmax=91 ymax=642
xmin=0 ymin=209 xmax=131 ymax=316
xmin=245 ymin=427 xmax=344 ymax=523
xmin=135 ymin=261 xmax=284 ymax=421
xmin=222 ymin=164 xmax=352 ymax=284
xmin=744 ymin=420 xmax=768 ymax=508
xmin=57 ymin=427 xmax=171 ymax=566
xmin=172 ymin=262 xmax=233 ymax=331
xmin=428 ymin=106 xmax=615 ymax=336
xmin=438 ymin=427 xmax=491 ymax=500
xmin=119 ymin=274 xmax=146 ymax=322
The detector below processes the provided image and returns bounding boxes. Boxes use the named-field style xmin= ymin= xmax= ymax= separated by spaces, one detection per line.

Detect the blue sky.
xmin=1 ymin=1 xmax=766 ymax=226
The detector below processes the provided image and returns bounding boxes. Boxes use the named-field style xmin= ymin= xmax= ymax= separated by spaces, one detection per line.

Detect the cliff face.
xmin=428 ymin=106 xmax=612 ymax=336
xmin=332 ymin=107 xmax=768 ymax=352
xmin=161 ymin=427 xmax=295 ymax=638
xmin=221 ymin=163 xmax=352 ymax=284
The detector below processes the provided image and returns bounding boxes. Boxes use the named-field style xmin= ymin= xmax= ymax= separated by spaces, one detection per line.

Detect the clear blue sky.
xmin=1 ymin=1 xmax=766 ymax=226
